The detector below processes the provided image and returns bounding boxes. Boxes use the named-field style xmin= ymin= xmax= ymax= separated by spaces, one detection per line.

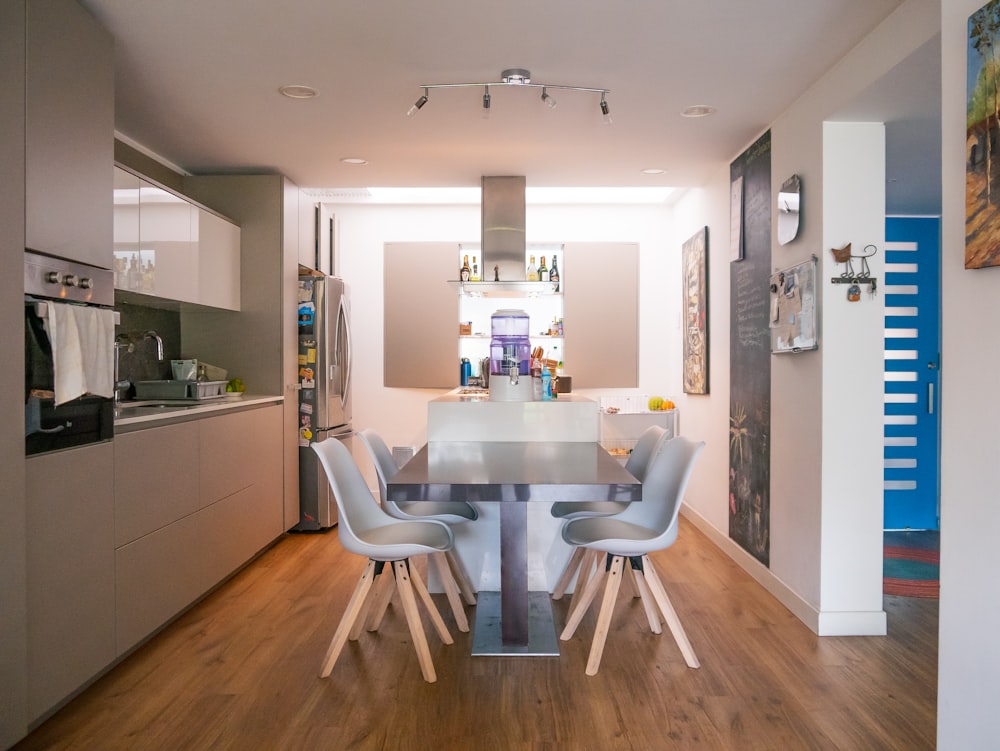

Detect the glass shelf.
xmin=449 ymin=280 xmax=559 ymax=298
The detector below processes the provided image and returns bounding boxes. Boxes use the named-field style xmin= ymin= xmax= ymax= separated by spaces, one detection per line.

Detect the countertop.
xmin=113 ymin=394 xmax=283 ymax=433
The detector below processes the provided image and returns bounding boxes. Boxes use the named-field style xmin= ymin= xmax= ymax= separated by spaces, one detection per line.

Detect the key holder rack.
xmin=829 ymin=243 xmax=878 ymax=300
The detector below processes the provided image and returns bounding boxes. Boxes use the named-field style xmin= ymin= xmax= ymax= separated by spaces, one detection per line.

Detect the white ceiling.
xmin=81 ymin=0 xmax=937 ymax=210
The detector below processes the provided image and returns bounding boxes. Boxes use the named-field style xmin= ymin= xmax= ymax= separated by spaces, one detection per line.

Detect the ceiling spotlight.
xmin=681 ymin=105 xmax=716 ymax=118
xmin=340 ymin=157 xmax=368 ymax=165
xmin=279 ymin=84 xmax=318 ymax=99
xmin=408 ymin=69 xmax=608 ymax=121
xmin=600 ymin=93 xmax=613 ymax=126
xmin=407 ymin=88 xmax=429 ymax=117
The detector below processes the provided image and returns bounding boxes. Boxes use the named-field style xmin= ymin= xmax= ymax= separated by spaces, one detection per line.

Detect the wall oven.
xmin=25 ymin=251 xmax=115 ymax=455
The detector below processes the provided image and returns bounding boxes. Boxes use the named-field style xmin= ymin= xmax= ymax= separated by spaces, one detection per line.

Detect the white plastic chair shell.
xmin=311 ymin=437 xmax=453 ymax=561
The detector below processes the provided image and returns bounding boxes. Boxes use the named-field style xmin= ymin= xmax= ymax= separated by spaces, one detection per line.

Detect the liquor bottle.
xmin=471 ymin=255 xmax=480 ymax=282
xmin=526 ymin=255 xmax=538 ymax=281
xmin=549 ymin=254 xmax=560 ymax=291
xmin=539 ymin=256 xmax=549 ymax=282
xmin=460 ymin=254 xmax=471 ymax=281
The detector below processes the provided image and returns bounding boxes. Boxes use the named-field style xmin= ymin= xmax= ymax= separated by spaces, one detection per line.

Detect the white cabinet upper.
xmin=114 ymin=167 xmax=241 ymax=310
xmin=25 ymin=0 xmax=114 ymax=270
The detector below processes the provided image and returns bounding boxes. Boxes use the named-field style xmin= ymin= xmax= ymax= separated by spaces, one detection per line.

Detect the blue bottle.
xmin=460 ymin=358 xmax=471 ymax=386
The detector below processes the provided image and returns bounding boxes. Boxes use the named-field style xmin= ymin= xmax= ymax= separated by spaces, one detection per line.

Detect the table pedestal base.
xmin=470 ymin=591 xmax=560 ymax=656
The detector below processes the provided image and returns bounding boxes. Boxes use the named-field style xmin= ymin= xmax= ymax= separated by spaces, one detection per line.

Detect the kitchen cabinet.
xmin=113 ymin=167 xmax=241 ymax=310
xmin=384 ymin=242 xmax=458 ymax=387
xmin=114 ymin=406 xmax=283 ymax=654
xmin=298 ymin=197 xmax=336 ymax=275
xmin=25 ymin=0 xmax=113 ymax=270
xmin=562 ymin=242 xmax=638 ymax=388
xmin=25 ymin=442 xmax=116 ymax=721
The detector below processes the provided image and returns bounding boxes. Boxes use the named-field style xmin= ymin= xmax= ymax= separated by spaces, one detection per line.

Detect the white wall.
xmin=939 ymin=1 xmax=1000 ymax=747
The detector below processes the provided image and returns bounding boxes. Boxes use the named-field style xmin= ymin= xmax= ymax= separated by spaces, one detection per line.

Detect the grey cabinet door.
xmin=563 ymin=242 xmax=639 ymax=388
xmin=384 ymin=242 xmax=458 ymax=388
xmin=25 ymin=0 xmax=113 ymax=269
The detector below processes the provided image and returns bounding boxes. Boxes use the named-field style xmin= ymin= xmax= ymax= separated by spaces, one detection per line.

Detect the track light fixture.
xmin=406 ymin=88 xmax=429 ymax=117
xmin=407 ymin=68 xmax=609 ymax=122
xmin=600 ymin=93 xmax=612 ymax=126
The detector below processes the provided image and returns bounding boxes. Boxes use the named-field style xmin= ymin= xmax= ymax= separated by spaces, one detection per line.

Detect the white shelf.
xmin=450 ymin=280 xmax=560 ymax=298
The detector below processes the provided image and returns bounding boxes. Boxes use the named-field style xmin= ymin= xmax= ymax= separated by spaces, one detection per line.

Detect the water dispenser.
xmin=488 ymin=309 xmax=534 ymax=401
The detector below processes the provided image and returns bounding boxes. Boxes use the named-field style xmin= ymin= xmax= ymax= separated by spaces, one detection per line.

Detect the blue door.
xmin=883 ymin=216 xmax=940 ymax=530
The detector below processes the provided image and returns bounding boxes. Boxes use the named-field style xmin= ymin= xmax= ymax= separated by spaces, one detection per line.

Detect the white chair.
xmin=550 ymin=424 xmax=669 ymax=610
xmin=357 ymin=429 xmax=478 ymax=632
xmin=559 ymin=435 xmax=705 ymax=676
xmin=311 ymin=437 xmax=455 ymax=683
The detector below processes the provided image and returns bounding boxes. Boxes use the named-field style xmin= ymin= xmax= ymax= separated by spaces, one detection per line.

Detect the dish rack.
xmin=134 ymin=380 xmax=228 ymax=401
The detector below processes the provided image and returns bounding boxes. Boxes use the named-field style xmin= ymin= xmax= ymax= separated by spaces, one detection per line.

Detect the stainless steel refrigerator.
xmin=295 ymin=274 xmax=352 ymax=531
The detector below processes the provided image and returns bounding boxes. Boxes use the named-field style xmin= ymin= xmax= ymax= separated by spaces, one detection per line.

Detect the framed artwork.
xmin=967 ymin=0 xmax=1000 ymax=268
xmin=682 ymin=226 xmax=709 ymax=394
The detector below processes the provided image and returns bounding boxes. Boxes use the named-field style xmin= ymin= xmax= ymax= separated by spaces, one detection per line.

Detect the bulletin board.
xmin=769 ymin=257 xmax=817 ymax=353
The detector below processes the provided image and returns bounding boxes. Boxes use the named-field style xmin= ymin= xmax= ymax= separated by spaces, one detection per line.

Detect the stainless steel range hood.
xmin=481 ymin=176 xmax=526 ymax=282
xmin=471 ymin=176 xmax=556 ymax=296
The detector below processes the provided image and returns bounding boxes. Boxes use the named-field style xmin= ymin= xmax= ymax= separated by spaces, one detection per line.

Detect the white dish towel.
xmin=45 ymin=303 xmax=115 ymax=405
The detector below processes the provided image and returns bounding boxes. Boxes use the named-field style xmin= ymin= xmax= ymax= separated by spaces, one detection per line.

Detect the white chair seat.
xmin=354 ymin=520 xmax=453 ymax=557
xmin=561 ymin=516 xmax=665 ymax=555
xmin=551 ymin=501 xmax=629 ymax=519
xmin=395 ymin=501 xmax=478 ymax=523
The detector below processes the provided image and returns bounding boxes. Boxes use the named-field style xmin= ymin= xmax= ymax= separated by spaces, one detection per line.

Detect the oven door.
xmin=25 ymin=302 xmax=113 ymax=455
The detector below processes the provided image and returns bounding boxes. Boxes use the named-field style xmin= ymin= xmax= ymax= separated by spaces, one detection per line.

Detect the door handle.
xmin=927 ymin=383 xmax=934 ymax=415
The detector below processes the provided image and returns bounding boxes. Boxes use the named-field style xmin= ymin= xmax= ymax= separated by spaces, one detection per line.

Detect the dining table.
xmin=386 ymin=440 xmax=642 ymax=655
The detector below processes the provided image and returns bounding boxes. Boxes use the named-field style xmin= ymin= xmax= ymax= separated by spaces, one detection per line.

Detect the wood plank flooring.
xmin=14 ymin=518 xmax=937 ymax=750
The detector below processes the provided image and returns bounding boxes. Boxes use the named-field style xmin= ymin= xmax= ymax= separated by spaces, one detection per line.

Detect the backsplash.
xmin=114 ymin=301 xmax=181 ymax=398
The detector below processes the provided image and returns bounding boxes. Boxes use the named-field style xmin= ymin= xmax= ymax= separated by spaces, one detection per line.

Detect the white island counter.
xmin=428 ymin=390 xmax=599 ymax=442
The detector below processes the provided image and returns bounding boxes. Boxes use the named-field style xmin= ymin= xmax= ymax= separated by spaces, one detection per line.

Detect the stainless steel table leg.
xmin=500 ymin=502 xmax=528 ymax=645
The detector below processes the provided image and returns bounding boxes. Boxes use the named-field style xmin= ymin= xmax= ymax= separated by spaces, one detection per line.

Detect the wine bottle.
xmin=539 ymin=256 xmax=549 ymax=282
xmin=471 ymin=255 xmax=480 ymax=282
xmin=526 ymin=255 xmax=538 ymax=281
xmin=549 ymin=254 xmax=560 ymax=290
xmin=460 ymin=254 xmax=471 ymax=282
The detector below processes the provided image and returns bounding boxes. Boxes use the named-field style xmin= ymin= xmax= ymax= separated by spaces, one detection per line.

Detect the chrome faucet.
xmin=143 ymin=330 xmax=164 ymax=361
xmin=114 ymin=333 xmax=134 ymax=403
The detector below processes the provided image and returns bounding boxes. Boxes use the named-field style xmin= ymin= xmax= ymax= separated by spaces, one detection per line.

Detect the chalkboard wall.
xmin=728 ymin=130 xmax=771 ymax=567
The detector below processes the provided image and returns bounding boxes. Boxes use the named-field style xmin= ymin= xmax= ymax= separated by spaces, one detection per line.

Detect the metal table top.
xmin=387 ymin=440 xmax=642 ymax=504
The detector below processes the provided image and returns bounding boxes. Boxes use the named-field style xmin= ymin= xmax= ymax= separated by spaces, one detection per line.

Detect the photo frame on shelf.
xmin=682 ymin=226 xmax=709 ymax=394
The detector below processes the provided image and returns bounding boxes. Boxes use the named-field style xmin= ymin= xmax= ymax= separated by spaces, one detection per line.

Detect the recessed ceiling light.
xmin=340 ymin=157 xmax=368 ymax=166
xmin=641 ymin=168 xmax=666 ymax=175
xmin=681 ymin=105 xmax=716 ymax=118
xmin=279 ymin=84 xmax=318 ymax=99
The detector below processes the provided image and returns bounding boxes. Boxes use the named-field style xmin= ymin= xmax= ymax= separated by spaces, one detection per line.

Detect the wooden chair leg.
xmin=621 ymin=563 xmax=640 ymax=599
xmin=551 ymin=546 xmax=585 ymax=600
xmin=642 ymin=555 xmax=700 ymax=669
xmin=566 ymin=548 xmax=601 ymax=622
xmin=408 ymin=560 xmax=454 ymax=645
xmin=364 ymin=567 xmax=396 ymax=632
xmin=392 ymin=560 xmax=437 ymax=683
xmin=560 ymin=553 xmax=609 ymax=640
xmin=586 ymin=555 xmax=626 ymax=676
xmin=431 ymin=552 xmax=469 ymax=632
xmin=629 ymin=560 xmax=662 ymax=634
xmin=445 ymin=549 xmax=477 ymax=606
xmin=320 ymin=559 xmax=377 ymax=678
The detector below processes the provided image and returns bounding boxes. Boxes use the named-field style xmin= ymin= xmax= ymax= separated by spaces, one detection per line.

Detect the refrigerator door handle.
xmin=338 ymin=295 xmax=352 ymax=411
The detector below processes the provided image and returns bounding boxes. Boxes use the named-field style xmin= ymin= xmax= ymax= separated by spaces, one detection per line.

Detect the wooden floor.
xmin=14 ymin=518 xmax=937 ymax=750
